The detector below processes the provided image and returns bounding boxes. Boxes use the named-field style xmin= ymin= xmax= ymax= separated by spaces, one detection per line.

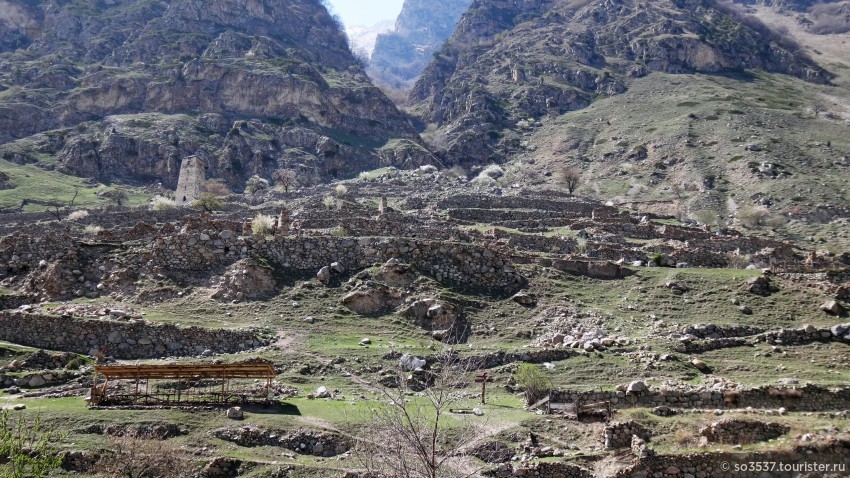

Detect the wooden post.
xmin=481 ymin=381 xmax=486 ymax=404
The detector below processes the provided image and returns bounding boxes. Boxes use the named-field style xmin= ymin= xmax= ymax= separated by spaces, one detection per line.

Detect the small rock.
xmin=627 ymin=381 xmax=647 ymax=393
xmin=226 ymin=407 xmax=244 ymax=420
xmin=359 ymin=338 xmax=371 ymax=346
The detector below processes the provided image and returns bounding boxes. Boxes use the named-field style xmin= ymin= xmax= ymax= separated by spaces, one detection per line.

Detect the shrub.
xmin=447 ymin=165 xmax=467 ymax=179
xmin=150 ymin=196 xmax=175 ymax=211
xmin=251 ymin=214 xmax=275 ymax=235
xmin=738 ymin=207 xmax=768 ymax=228
xmin=84 ymin=225 xmax=103 ymax=236
xmin=323 ymin=195 xmax=337 ymax=210
xmin=0 ymin=410 xmax=63 ymax=478
xmin=101 ymin=189 xmax=129 ymax=207
xmin=513 ymin=363 xmax=551 ymax=405
xmin=245 ymin=175 xmax=269 ymax=194
xmin=192 ymin=193 xmax=222 ymax=212
xmin=66 ymin=209 xmax=89 ymax=221
xmin=335 ymin=184 xmax=348 ymax=197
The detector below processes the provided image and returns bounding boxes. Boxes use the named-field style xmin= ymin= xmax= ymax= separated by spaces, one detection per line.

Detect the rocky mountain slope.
xmin=0 ymin=0 xmax=435 ymax=190
xmin=345 ymin=20 xmax=394 ymax=58
xmin=406 ymin=0 xmax=849 ymax=247
xmin=368 ymin=0 xmax=472 ymax=90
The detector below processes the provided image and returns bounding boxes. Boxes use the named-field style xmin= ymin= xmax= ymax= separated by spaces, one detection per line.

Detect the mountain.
xmin=0 ymin=0 xmax=435 ymax=191
xmin=368 ymin=0 xmax=472 ymax=90
xmin=406 ymin=0 xmax=850 ymax=246
xmin=346 ymin=20 xmax=394 ymax=59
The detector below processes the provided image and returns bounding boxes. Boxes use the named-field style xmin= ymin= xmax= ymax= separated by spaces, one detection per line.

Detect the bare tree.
xmin=101 ymin=189 xmax=129 ymax=207
xmin=557 ymin=167 xmax=581 ymax=195
xmin=203 ymin=179 xmax=231 ymax=197
xmin=272 ymin=169 xmax=298 ymax=194
xmin=94 ymin=430 xmax=191 ymax=478
xmin=46 ymin=188 xmax=80 ymax=221
xmin=350 ymin=351 xmax=484 ymax=478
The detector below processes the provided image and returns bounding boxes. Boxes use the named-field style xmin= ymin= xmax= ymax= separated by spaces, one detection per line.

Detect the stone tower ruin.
xmin=175 ymin=156 xmax=206 ymax=206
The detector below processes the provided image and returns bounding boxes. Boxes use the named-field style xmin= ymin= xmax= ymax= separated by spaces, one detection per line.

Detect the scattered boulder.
xmin=359 ymin=338 xmax=371 ymax=346
xmin=738 ymin=305 xmax=753 ymax=315
xmin=400 ymin=354 xmax=426 ymax=371
xmin=820 ymin=301 xmax=846 ymax=316
xmin=691 ymin=358 xmax=709 ymax=372
xmin=627 ymin=381 xmax=647 ymax=393
xmin=315 ymin=386 xmax=331 ymax=398
xmin=341 ymin=283 xmax=403 ymax=316
xmin=226 ymin=407 xmax=244 ymax=420
xmin=746 ymin=275 xmax=777 ymax=297
xmin=317 ymin=266 xmax=331 ymax=283
xmin=511 ymin=291 xmax=537 ymax=306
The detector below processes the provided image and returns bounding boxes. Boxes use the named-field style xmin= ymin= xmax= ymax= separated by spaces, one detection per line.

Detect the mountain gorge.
xmin=368 ymin=0 xmax=472 ymax=90
xmin=0 ymin=0 xmax=434 ymax=190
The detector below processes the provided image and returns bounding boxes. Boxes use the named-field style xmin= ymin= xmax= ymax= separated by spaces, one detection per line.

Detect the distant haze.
xmin=325 ymin=0 xmax=404 ymax=27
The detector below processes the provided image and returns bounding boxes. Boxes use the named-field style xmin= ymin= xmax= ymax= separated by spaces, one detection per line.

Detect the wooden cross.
xmin=474 ymin=371 xmax=493 ymax=404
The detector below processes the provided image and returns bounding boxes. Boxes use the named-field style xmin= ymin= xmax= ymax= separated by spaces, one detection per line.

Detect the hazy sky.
xmin=325 ymin=0 xmax=404 ymax=27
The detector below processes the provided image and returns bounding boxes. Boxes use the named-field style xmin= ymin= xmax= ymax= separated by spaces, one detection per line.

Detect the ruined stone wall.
xmin=550 ymin=384 xmax=850 ymax=412
xmin=0 ymin=312 xmax=271 ymax=359
xmin=447 ymin=208 xmax=568 ymax=223
xmin=150 ymin=226 xmax=525 ymax=294
xmin=700 ymin=419 xmax=790 ymax=445
xmin=489 ymin=438 xmax=850 ymax=477
xmin=436 ymin=194 xmax=618 ymax=217
xmin=604 ymin=421 xmax=651 ymax=449
xmin=615 ymin=437 xmax=850 ymax=478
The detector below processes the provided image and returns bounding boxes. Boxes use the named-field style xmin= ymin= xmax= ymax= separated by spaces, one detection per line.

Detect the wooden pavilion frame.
xmin=90 ymin=363 xmax=276 ymax=406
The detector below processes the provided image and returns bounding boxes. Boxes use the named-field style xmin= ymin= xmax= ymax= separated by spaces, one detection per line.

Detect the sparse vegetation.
xmin=150 ymin=196 xmax=175 ymax=211
xmin=251 ymin=213 xmax=276 ymax=235
xmin=0 ymin=410 xmax=63 ymax=478
xmin=83 ymin=225 xmax=103 ymax=236
xmin=513 ymin=363 xmax=551 ymax=405
xmin=245 ymin=175 xmax=269 ymax=195
xmin=66 ymin=209 xmax=89 ymax=221
xmin=192 ymin=193 xmax=222 ymax=212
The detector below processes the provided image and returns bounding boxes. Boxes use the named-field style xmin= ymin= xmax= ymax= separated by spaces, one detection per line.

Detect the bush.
xmin=245 ymin=175 xmax=269 ymax=194
xmin=335 ymin=184 xmax=348 ymax=197
xmin=150 ymin=196 xmax=175 ymax=211
xmin=323 ymin=195 xmax=337 ymax=210
xmin=0 ymin=410 xmax=63 ymax=478
xmin=84 ymin=225 xmax=103 ymax=236
xmin=447 ymin=165 xmax=467 ymax=179
xmin=513 ymin=363 xmax=551 ymax=405
xmin=192 ymin=193 xmax=222 ymax=212
xmin=738 ymin=207 xmax=768 ymax=228
xmin=66 ymin=209 xmax=89 ymax=221
xmin=251 ymin=214 xmax=275 ymax=235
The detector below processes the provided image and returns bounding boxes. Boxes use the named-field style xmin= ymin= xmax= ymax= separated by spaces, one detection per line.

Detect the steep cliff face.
xmin=409 ymin=0 xmax=832 ymax=167
xmin=368 ymin=0 xmax=472 ymax=89
xmin=0 ymin=0 xmax=435 ymax=189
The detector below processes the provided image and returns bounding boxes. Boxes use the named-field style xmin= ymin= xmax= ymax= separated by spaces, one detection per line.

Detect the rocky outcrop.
xmin=369 ymin=0 xmax=472 ymax=88
xmin=0 ymin=0 xmax=435 ymax=189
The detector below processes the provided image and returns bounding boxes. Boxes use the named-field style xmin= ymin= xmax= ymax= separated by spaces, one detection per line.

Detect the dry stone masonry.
xmin=0 ymin=312 xmax=271 ymax=359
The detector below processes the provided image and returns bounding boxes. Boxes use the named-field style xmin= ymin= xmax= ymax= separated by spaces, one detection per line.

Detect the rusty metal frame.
xmin=90 ymin=363 xmax=276 ymax=407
